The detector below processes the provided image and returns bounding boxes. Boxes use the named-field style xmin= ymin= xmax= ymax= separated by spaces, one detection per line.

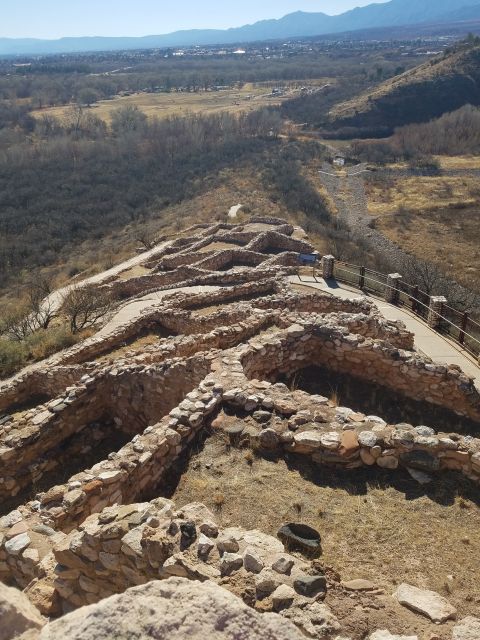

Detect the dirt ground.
xmin=166 ymin=430 xmax=480 ymax=640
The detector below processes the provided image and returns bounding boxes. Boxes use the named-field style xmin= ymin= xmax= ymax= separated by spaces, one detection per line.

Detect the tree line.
xmin=0 ymin=105 xmax=282 ymax=287
xmin=350 ymin=105 xmax=480 ymax=162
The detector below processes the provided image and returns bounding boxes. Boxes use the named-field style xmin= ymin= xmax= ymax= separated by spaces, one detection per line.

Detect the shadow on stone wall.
xmin=280 ymin=365 xmax=480 ymax=435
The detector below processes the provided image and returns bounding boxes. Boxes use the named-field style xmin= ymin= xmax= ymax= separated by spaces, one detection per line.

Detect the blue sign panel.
xmin=299 ymin=253 xmax=318 ymax=265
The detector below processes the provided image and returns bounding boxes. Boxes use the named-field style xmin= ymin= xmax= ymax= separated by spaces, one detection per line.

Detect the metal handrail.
xmin=314 ymin=258 xmax=480 ymax=360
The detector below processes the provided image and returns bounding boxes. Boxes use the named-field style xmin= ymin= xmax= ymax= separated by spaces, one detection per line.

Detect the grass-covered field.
xmin=30 ymin=81 xmax=331 ymax=123
xmin=366 ymin=171 xmax=480 ymax=291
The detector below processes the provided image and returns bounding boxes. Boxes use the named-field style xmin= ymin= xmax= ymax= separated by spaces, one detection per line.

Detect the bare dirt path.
xmin=318 ymin=161 xmax=407 ymax=267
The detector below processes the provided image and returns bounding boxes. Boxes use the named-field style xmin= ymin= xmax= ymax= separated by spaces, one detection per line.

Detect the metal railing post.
xmin=411 ymin=285 xmax=419 ymax=314
xmin=359 ymin=266 xmax=365 ymax=289
xmin=459 ymin=312 xmax=469 ymax=345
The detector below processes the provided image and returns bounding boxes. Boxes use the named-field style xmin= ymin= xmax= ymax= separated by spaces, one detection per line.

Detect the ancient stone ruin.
xmin=0 ymin=217 xmax=479 ymax=640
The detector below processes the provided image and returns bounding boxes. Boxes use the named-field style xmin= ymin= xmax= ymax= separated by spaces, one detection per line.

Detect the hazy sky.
xmin=1 ymin=1 xmax=389 ymax=39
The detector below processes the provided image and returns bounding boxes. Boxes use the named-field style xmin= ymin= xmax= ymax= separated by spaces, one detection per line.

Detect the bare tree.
xmin=0 ymin=277 xmax=56 ymax=341
xmin=26 ymin=277 xmax=57 ymax=330
xmin=135 ymin=232 xmax=155 ymax=250
xmin=400 ymin=255 xmax=444 ymax=296
xmin=401 ymin=255 xmax=480 ymax=312
xmin=0 ymin=305 xmax=34 ymax=341
xmin=62 ymin=285 xmax=114 ymax=334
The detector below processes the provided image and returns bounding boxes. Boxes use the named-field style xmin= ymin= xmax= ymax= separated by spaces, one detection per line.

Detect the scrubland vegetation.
xmin=351 ymin=104 xmax=480 ymax=163
xmin=1 ymin=38 xmax=480 ymax=377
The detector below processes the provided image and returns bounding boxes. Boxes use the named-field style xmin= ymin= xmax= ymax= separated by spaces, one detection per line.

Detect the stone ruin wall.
xmin=0 ymin=216 xmax=479 ymax=629
xmin=240 ymin=323 xmax=480 ymax=422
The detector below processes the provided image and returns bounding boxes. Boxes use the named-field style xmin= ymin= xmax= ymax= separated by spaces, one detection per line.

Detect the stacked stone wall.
xmin=240 ymin=324 xmax=480 ymax=422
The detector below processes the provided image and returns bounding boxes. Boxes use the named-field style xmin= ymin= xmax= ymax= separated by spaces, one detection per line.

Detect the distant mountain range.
xmin=2 ymin=0 xmax=480 ymax=56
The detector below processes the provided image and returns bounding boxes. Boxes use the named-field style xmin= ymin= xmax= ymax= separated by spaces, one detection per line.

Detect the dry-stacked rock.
xmin=0 ymin=216 xmax=479 ymax=639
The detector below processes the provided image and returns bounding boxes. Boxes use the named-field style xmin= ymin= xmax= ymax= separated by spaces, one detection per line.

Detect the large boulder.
xmin=39 ymin=578 xmax=304 ymax=640
xmin=0 ymin=582 xmax=45 ymax=640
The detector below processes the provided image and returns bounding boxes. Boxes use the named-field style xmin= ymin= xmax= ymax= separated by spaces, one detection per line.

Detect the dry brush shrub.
xmin=0 ymin=324 xmax=81 ymax=379
xmin=62 ymin=284 xmax=114 ymax=333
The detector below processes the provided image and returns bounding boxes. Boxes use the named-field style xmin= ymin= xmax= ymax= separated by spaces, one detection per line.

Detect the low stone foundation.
xmin=0 ymin=215 xmax=479 ymax=633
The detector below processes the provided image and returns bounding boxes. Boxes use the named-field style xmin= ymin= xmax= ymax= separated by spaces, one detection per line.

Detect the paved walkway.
xmin=43 ymin=239 xmax=173 ymax=314
xmin=290 ymin=275 xmax=480 ymax=391
xmin=96 ymin=285 xmax=221 ymax=339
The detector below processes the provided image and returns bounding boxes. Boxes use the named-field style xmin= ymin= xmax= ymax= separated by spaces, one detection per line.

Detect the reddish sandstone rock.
xmin=339 ymin=431 xmax=359 ymax=457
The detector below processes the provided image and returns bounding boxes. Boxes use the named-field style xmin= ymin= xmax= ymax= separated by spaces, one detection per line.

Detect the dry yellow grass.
xmin=196 ymin=241 xmax=242 ymax=254
xmin=30 ymin=81 xmax=331 ymax=124
xmin=377 ymin=206 xmax=480 ymax=290
xmin=169 ymin=433 xmax=480 ymax=637
xmin=384 ymin=156 xmax=480 ymax=171
xmin=95 ymin=333 xmax=161 ymax=362
xmin=434 ymin=155 xmax=480 ymax=170
xmin=366 ymin=174 xmax=480 ymax=289
xmin=117 ymin=265 xmax=151 ymax=280
xmin=367 ymin=175 xmax=480 ymax=216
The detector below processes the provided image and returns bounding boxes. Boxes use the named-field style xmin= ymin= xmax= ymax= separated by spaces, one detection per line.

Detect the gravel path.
xmin=42 ymin=239 xmax=173 ymax=315
xmin=319 ymin=162 xmax=408 ymax=267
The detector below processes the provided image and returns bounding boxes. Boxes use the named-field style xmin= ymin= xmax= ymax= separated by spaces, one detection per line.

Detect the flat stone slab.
xmin=342 ymin=579 xmax=376 ymax=592
xmin=369 ymin=632 xmax=418 ymax=640
xmin=394 ymin=583 xmax=456 ymax=623
xmin=453 ymin=616 xmax=480 ymax=640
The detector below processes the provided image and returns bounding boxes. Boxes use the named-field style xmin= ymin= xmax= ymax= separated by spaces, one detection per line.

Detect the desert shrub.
xmin=0 ymin=322 xmax=81 ymax=379
xmin=408 ymin=156 xmax=441 ymax=175
xmin=0 ymin=339 xmax=28 ymax=378
xmin=393 ymin=105 xmax=480 ymax=157
xmin=25 ymin=325 xmax=78 ymax=360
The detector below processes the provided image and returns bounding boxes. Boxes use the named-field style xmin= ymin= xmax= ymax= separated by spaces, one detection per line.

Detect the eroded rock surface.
xmin=38 ymin=578 xmax=304 ymax=640
xmin=0 ymin=582 xmax=45 ymax=640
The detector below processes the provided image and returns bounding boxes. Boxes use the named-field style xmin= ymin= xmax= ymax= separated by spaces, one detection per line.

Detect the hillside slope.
xmin=327 ymin=45 xmax=480 ymax=136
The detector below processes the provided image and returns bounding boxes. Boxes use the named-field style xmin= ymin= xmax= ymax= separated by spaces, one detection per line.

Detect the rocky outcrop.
xmin=36 ymin=578 xmax=304 ymax=640
xmin=0 ymin=582 xmax=45 ymax=640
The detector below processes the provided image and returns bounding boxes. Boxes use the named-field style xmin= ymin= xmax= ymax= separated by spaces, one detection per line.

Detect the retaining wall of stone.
xmin=240 ymin=323 xmax=480 ymax=422
xmin=0 ymin=355 xmax=212 ymax=505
